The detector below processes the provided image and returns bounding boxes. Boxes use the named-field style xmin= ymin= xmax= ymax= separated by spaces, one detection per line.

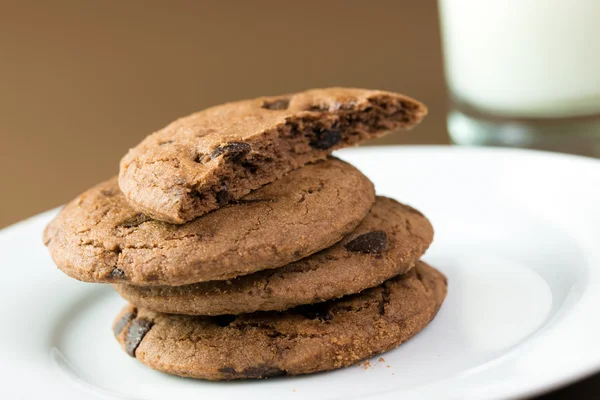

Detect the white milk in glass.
xmin=439 ymin=0 xmax=600 ymax=118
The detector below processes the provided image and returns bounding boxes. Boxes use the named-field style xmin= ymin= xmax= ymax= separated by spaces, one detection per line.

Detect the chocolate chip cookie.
xmin=113 ymin=197 xmax=434 ymax=315
xmin=119 ymin=88 xmax=427 ymax=223
xmin=44 ymin=158 xmax=375 ymax=286
xmin=113 ymin=261 xmax=447 ymax=380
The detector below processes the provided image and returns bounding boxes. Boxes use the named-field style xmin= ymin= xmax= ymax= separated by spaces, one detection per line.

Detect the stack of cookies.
xmin=43 ymin=88 xmax=447 ymax=380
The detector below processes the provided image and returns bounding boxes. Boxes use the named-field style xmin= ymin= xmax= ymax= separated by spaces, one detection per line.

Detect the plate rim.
xmin=2 ymin=144 xmax=600 ymax=400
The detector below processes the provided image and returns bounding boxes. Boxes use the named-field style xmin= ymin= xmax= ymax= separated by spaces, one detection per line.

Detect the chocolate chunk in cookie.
xmin=210 ymin=142 xmax=252 ymax=160
xmin=262 ymin=98 xmax=290 ymax=110
xmin=345 ymin=231 xmax=387 ymax=254
xmin=309 ymin=127 xmax=342 ymax=150
xmin=112 ymin=310 xmax=137 ymax=336
xmin=125 ymin=318 xmax=154 ymax=357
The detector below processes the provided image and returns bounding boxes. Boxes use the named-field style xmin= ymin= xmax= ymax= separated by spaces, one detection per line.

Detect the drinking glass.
xmin=438 ymin=0 xmax=600 ymax=156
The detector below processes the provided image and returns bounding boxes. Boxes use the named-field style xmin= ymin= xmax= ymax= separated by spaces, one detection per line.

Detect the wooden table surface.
xmin=1 ymin=1 xmax=597 ymax=397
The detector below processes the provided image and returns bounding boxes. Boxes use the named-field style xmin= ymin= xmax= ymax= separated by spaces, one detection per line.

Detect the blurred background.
xmin=0 ymin=0 xmax=447 ymax=228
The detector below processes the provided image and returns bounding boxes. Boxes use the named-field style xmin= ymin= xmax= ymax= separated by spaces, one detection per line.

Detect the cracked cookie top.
xmin=119 ymin=87 xmax=426 ymax=224
xmin=114 ymin=197 xmax=434 ymax=315
xmin=113 ymin=261 xmax=447 ymax=380
xmin=43 ymin=158 xmax=375 ymax=286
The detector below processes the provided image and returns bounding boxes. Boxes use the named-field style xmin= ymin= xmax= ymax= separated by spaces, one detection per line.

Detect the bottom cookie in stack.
xmin=113 ymin=261 xmax=446 ymax=380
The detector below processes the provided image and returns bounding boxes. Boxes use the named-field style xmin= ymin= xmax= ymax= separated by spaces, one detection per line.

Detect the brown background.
xmin=0 ymin=1 xmax=596 ymax=397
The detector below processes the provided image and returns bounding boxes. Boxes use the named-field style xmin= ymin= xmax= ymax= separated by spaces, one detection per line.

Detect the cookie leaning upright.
xmin=119 ymin=88 xmax=427 ymax=223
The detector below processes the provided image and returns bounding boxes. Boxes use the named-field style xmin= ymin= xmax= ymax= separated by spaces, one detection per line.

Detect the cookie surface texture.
xmin=44 ymin=158 xmax=375 ymax=286
xmin=113 ymin=261 xmax=447 ymax=380
xmin=119 ymin=87 xmax=426 ymax=223
xmin=114 ymin=197 xmax=434 ymax=315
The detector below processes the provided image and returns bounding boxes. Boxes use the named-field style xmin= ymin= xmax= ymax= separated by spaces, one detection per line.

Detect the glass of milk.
xmin=439 ymin=0 xmax=600 ymax=156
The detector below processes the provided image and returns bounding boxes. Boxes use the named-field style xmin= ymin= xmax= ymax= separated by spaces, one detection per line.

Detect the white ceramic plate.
xmin=2 ymin=146 xmax=600 ymax=400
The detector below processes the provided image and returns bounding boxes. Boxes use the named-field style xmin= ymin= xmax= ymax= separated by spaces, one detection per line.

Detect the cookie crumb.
xmin=378 ymin=357 xmax=385 ymax=363
xmin=363 ymin=360 xmax=371 ymax=370
xmin=292 ymin=389 xmax=296 ymax=392
xmin=386 ymin=365 xmax=391 ymax=368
